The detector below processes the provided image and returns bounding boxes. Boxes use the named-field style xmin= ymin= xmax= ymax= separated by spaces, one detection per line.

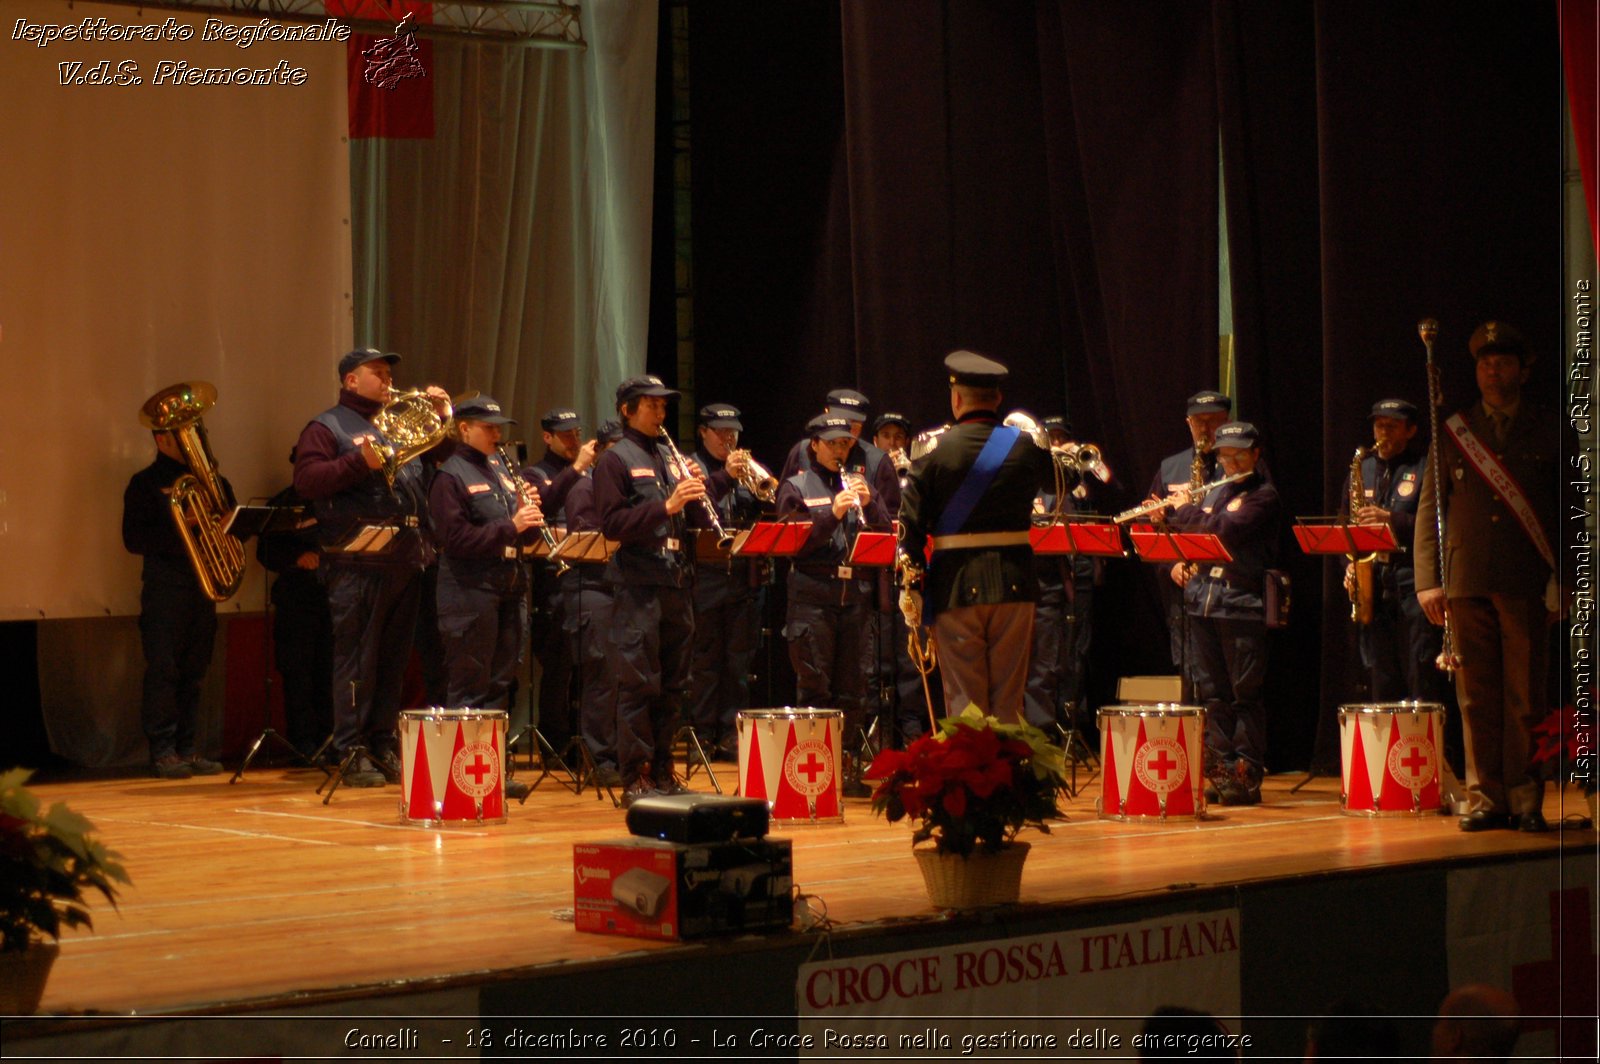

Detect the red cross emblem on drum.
xmin=1385 ymin=737 xmax=1436 ymax=792
xmin=784 ymin=739 xmax=834 ymax=797
xmin=451 ymin=741 xmax=500 ymax=799
xmin=1133 ymin=737 xmax=1188 ymax=797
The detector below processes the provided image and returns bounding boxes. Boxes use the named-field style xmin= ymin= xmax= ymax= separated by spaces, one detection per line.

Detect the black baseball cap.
xmin=338 ymin=348 xmax=400 ymax=379
xmin=540 ymin=408 xmax=581 ymax=432
xmin=454 ymin=395 xmax=515 ymax=426
xmin=698 ymin=403 xmax=743 ymax=430
xmin=615 ymin=375 xmax=680 ymax=405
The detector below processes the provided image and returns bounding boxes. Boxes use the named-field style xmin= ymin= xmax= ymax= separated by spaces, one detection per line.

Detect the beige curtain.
xmin=351 ymin=0 xmax=657 ymax=436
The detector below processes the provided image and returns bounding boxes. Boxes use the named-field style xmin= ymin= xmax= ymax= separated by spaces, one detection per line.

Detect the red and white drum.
xmin=736 ymin=708 xmax=844 ymax=824
xmin=1337 ymin=702 xmax=1444 ymax=816
xmin=398 ymin=708 xmax=508 ymax=826
xmin=1097 ymin=704 xmax=1207 ymax=821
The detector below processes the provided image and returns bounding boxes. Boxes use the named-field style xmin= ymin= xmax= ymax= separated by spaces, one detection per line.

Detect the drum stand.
xmin=673 ymin=724 xmax=723 ymax=794
xmin=232 ymin=567 xmax=314 ymax=783
xmin=316 ymin=742 xmax=374 ymax=804
xmin=508 ymin=725 xmax=579 ymax=793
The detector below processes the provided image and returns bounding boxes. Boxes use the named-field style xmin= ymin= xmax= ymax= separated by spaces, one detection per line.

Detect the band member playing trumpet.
xmin=897 ymin=351 xmax=1054 ymax=725
xmin=593 ymin=375 xmax=710 ymax=807
xmin=1415 ymin=322 xmax=1562 ymax=834
xmin=780 ymin=387 xmax=902 ymax=516
xmin=1166 ymin=421 xmax=1281 ymax=805
xmin=294 ymin=348 xmax=451 ymax=788
xmin=524 ymin=408 xmax=599 ymax=759
xmin=689 ymin=403 xmax=768 ymax=761
xmin=776 ymin=414 xmax=890 ymax=795
xmin=123 ymin=412 xmax=234 ymax=779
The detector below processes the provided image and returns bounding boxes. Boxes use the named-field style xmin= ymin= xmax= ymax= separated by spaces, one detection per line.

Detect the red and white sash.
xmin=1443 ymin=412 xmax=1554 ymax=570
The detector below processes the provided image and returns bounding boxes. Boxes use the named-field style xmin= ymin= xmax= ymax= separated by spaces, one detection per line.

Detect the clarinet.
xmin=658 ymin=429 xmax=736 ymax=548
xmin=496 ymin=444 xmax=569 ymax=576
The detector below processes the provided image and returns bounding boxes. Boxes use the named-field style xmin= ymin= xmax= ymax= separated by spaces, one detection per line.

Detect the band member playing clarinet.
xmin=1415 ymin=321 xmax=1562 ymax=834
xmin=776 ymin=414 xmax=890 ymax=795
xmin=593 ymin=375 xmax=709 ymax=807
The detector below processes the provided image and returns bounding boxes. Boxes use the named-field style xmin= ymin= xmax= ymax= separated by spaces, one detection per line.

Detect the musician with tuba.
xmin=687 ymin=403 xmax=770 ymax=761
xmin=293 ymin=348 xmax=452 ymax=788
xmin=123 ymin=384 xmax=236 ymax=779
xmin=896 ymin=352 xmax=1054 ymax=726
xmin=592 ymin=375 xmax=711 ymax=807
xmin=775 ymin=414 xmax=891 ymax=795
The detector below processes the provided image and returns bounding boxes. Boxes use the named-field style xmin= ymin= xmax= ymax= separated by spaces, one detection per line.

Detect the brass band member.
xmin=123 ymin=422 xmax=234 ymax=779
xmin=898 ymin=351 xmax=1053 ymax=724
xmin=869 ymin=411 xmax=932 ymax=745
xmin=294 ymin=349 xmax=450 ymax=788
xmin=688 ymin=403 xmax=767 ymax=761
xmin=563 ymin=420 xmax=626 ymax=786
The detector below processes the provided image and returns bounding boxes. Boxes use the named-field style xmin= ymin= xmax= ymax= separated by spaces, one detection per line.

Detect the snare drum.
xmin=1097 ymin=704 xmax=1207 ymax=821
xmin=736 ymin=708 xmax=844 ymax=823
xmin=1337 ymin=702 xmax=1443 ymax=816
xmin=398 ymin=708 xmax=508 ymax=826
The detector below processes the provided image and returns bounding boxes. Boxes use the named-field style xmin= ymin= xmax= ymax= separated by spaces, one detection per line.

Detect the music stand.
xmin=1127 ymin=525 xmax=1232 ymax=706
xmin=227 ymin=502 xmax=318 ymax=784
xmin=1031 ymin=516 xmax=1126 ymax=794
xmin=735 ymin=517 xmax=813 ymax=558
xmin=1289 ymin=518 xmax=1400 ymax=792
xmin=847 ymin=530 xmax=896 ymax=568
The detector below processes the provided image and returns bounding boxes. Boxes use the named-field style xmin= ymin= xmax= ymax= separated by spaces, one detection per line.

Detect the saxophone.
xmin=138 ymin=381 xmax=246 ymax=603
xmin=1345 ymin=446 xmax=1376 ymax=624
xmin=1189 ymin=448 xmax=1206 ymax=492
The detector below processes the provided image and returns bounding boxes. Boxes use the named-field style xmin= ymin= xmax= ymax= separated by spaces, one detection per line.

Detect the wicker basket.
xmin=913 ymin=841 xmax=1030 ymax=909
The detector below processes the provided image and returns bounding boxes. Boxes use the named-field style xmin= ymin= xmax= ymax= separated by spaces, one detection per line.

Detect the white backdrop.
xmin=0 ymin=0 xmax=352 ymax=622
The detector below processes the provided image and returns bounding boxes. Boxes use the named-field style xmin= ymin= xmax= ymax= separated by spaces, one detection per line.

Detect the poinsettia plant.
xmin=1530 ymin=691 xmax=1597 ymax=796
xmin=865 ymin=704 xmax=1066 ymax=857
xmin=0 ymin=768 xmax=130 ymax=952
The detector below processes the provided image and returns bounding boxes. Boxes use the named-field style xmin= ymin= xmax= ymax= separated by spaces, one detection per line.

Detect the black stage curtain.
xmin=664 ymin=0 xmax=1562 ymax=766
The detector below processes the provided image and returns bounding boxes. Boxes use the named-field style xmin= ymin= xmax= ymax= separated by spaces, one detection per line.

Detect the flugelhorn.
xmin=372 ymin=386 xmax=453 ymax=489
xmin=659 ymin=428 xmax=735 ymax=549
xmin=138 ymin=381 xmax=246 ymax=602
xmin=728 ymin=448 xmax=778 ymax=502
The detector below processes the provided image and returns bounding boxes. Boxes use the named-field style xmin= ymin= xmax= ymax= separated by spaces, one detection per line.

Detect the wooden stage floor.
xmin=23 ymin=760 xmax=1596 ymax=1017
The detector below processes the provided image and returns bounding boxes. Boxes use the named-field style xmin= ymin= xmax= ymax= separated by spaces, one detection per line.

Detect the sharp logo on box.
xmin=575 ymin=865 xmax=613 ymax=885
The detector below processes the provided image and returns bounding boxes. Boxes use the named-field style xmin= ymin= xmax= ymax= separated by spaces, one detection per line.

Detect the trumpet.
xmin=888 ymin=447 xmax=911 ymax=476
xmin=728 ymin=448 xmax=778 ymax=502
xmin=496 ymin=444 xmax=568 ymax=576
xmin=659 ymin=429 xmax=736 ymax=549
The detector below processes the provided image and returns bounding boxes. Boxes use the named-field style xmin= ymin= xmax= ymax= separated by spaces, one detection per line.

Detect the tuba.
xmin=138 ymin=381 xmax=246 ymax=603
xmin=372 ymin=387 xmax=453 ymax=489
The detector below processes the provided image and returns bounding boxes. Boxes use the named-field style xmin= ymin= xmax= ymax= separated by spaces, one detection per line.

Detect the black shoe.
xmin=151 ymin=754 xmax=194 ymax=780
xmin=1516 ymin=810 xmax=1550 ymax=833
xmin=340 ymin=754 xmax=387 ymax=789
xmin=506 ymin=778 xmax=532 ymax=803
xmin=842 ymin=777 xmax=872 ymax=799
xmin=654 ymin=772 xmax=690 ymax=796
xmin=712 ymin=742 xmax=739 ymax=764
xmin=371 ymin=748 xmax=403 ymax=784
xmin=186 ymin=754 xmax=224 ymax=776
xmin=621 ymin=773 xmax=659 ymax=809
xmin=1459 ymin=811 xmax=1511 ymax=832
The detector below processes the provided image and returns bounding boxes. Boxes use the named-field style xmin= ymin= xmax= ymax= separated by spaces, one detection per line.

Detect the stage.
xmin=5 ymin=760 xmax=1596 ymax=1060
